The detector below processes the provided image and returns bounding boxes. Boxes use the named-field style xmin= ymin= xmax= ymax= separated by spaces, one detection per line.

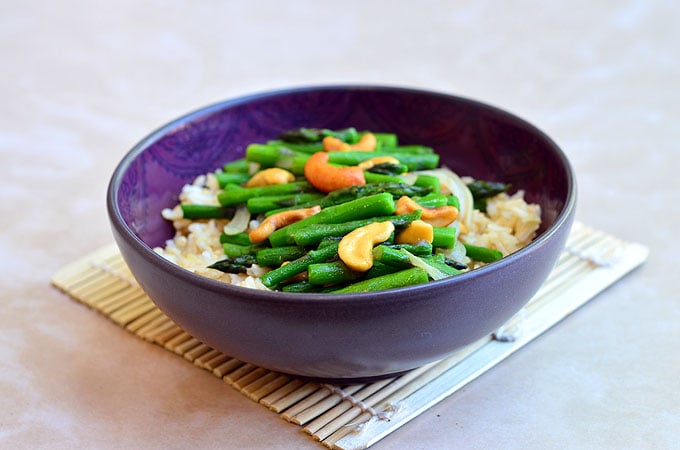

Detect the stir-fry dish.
xmin=156 ymin=128 xmax=541 ymax=293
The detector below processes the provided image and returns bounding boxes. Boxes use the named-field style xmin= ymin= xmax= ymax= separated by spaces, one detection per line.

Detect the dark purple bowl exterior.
xmin=108 ymin=85 xmax=576 ymax=381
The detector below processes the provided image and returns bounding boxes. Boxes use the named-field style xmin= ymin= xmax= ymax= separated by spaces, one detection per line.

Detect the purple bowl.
xmin=107 ymin=85 xmax=576 ymax=381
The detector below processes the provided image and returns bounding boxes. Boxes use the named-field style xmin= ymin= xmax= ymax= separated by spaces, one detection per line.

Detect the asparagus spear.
xmin=222 ymin=243 xmax=259 ymax=258
xmin=281 ymin=281 xmax=326 ymax=293
xmin=215 ymin=172 xmax=251 ymax=187
xmin=327 ymin=151 xmax=439 ymax=171
xmin=207 ymin=254 xmax=257 ymax=273
xmin=219 ymin=232 xmax=253 ymax=246
xmin=217 ymin=181 xmax=313 ymax=206
xmin=414 ymin=174 xmax=441 ymax=194
xmin=278 ymin=127 xmax=359 ymax=144
xmin=365 ymin=162 xmax=408 ymax=176
xmin=331 ymin=267 xmax=429 ymax=293
xmin=180 ymin=204 xmax=235 ymax=220
xmin=463 ymin=244 xmax=503 ymax=263
xmin=432 ymin=227 xmax=457 ymax=248
xmin=246 ymin=144 xmax=439 ymax=172
xmin=372 ymin=243 xmax=433 ymax=267
xmin=256 ymin=246 xmax=308 ymax=267
xmin=267 ymin=193 xmax=396 ymax=247
xmin=262 ymin=182 xmax=430 ymax=216
xmin=246 ymin=193 xmax=323 ymax=214
xmin=466 ymin=179 xmax=511 ymax=212
xmin=289 ymin=211 xmax=421 ymax=247
xmin=222 ymin=158 xmax=250 ymax=173
xmin=260 ymin=242 xmax=340 ymax=288
xmin=307 ymin=261 xmax=362 ymax=286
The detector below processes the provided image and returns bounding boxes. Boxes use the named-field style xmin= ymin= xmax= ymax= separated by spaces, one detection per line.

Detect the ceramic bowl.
xmin=107 ymin=85 xmax=576 ymax=381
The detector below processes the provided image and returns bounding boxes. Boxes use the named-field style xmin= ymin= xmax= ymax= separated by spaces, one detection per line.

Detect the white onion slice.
xmin=400 ymin=249 xmax=450 ymax=281
xmin=223 ymin=205 xmax=251 ymax=235
xmin=414 ymin=167 xmax=474 ymax=229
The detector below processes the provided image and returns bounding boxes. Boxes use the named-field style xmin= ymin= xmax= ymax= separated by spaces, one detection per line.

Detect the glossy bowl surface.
xmin=107 ymin=85 xmax=576 ymax=381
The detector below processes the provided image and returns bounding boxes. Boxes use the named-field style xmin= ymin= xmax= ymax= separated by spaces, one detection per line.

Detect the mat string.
xmin=341 ymin=402 xmax=404 ymax=437
xmin=492 ymin=309 xmax=526 ymax=342
xmin=564 ymin=244 xmax=622 ymax=267
xmin=321 ymin=384 xmax=397 ymax=424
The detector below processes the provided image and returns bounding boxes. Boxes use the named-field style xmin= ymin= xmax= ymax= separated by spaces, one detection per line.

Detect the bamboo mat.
xmin=51 ymin=221 xmax=648 ymax=450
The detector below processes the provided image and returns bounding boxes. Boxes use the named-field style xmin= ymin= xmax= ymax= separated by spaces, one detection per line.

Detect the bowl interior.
xmin=113 ymin=86 xmax=571 ymax=251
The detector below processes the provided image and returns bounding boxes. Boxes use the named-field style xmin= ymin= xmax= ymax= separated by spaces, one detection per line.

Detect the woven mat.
xmin=51 ymin=221 xmax=648 ymax=449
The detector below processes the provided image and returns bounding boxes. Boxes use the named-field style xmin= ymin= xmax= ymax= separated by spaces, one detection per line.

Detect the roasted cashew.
xmin=395 ymin=196 xmax=459 ymax=227
xmin=338 ymin=221 xmax=395 ymax=272
xmin=395 ymin=220 xmax=434 ymax=245
xmin=245 ymin=168 xmax=295 ymax=187
xmin=322 ymin=136 xmax=349 ymax=152
xmin=322 ymin=133 xmax=377 ymax=152
xmin=303 ymin=152 xmax=366 ymax=193
xmin=249 ymin=205 xmax=321 ymax=243
xmin=357 ymin=156 xmax=401 ymax=170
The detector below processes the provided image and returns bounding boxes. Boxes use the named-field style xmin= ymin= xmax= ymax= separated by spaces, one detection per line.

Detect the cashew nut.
xmin=245 ymin=168 xmax=295 ymax=187
xmin=338 ymin=221 xmax=395 ymax=272
xmin=249 ymin=205 xmax=321 ymax=243
xmin=322 ymin=136 xmax=349 ymax=152
xmin=322 ymin=133 xmax=377 ymax=152
xmin=357 ymin=156 xmax=401 ymax=170
xmin=351 ymin=133 xmax=378 ymax=151
xmin=395 ymin=196 xmax=459 ymax=227
xmin=303 ymin=152 xmax=366 ymax=193
xmin=395 ymin=220 xmax=434 ymax=245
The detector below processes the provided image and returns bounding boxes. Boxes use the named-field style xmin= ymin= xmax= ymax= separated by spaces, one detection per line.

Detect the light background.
xmin=2 ymin=1 xmax=678 ymax=448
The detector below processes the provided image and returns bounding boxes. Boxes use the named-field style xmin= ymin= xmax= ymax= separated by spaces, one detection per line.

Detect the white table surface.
xmin=2 ymin=1 xmax=678 ymax=448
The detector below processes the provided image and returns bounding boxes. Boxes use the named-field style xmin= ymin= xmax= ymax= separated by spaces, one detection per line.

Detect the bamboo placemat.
xmin=51 ymin=221 xmax=648 ymax=449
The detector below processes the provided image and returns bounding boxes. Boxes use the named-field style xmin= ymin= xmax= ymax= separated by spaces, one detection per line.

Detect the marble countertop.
xmin=2 ymin=1 xmax=678 ymax=448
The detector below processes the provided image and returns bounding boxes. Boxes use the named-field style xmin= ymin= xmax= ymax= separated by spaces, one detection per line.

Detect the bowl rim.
xmin=107 ymin=84 xmax=577 ymax=307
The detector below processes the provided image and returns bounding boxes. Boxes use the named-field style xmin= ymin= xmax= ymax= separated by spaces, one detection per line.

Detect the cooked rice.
xmin=155 ymin=173 xmax=270 ymax=289
xmin=460 ymin=190 xmax=541 ymax=256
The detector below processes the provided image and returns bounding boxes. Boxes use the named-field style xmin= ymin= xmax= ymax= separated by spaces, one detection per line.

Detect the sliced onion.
xmin=223 ymin=205 xmax=251 ymax=235
xmin=399 ymin=173 xmax=417 ymax=185
xmin=400 ymin=249 xmax=450 ymax=281
xmin=248 ymin=162 xmax=260 ymax=175
xmin=437 ymin=239 xmax=468 ymax=263
xmin=414 ymin=167 xmax=474 ymax=229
